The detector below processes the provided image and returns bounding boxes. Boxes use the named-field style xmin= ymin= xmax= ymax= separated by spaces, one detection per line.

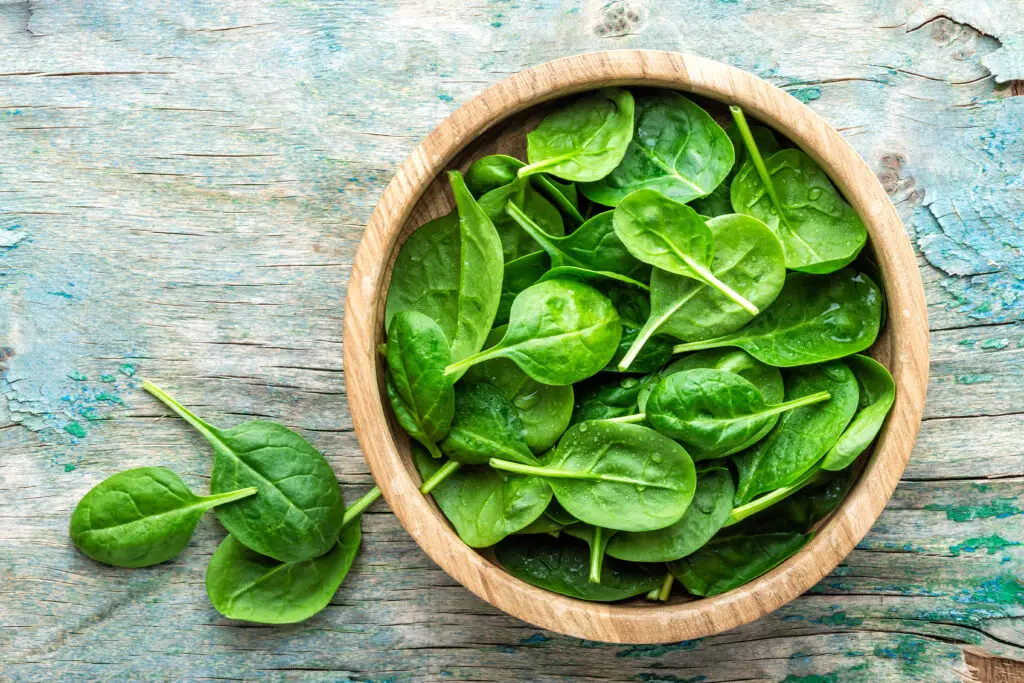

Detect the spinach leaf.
xmin=70 ymin=467 xmax=257 ymax=568
xmin=668 ymin=532 xmax=809 ymax=596
xmin=415 ymin=449 xmax=551 ymax=547
xmin=643 ymin=348 xmax=784 ymax=414
xmin=580 ymin=91 xmax=733 ymax=207
xmin=385 ymin=311 xmax=455 ymax=460
xmin=733 ymin=361 xmax=860 ymax=504
xmin=613 ymin=190 xmax=760 ymax=316
xmin=609 ymin=321 xmax=675 ymax=374
xmin=384 ymin=212 xmax=460 ymax=342
xmin=571 ymin=373 xmax=659 ymax=425
xmin=479 ymin=176 xmax=563 ymax=262
xmin=672 ymin=269 xmax=883 ymax=367
xmin=821 ymin=354 xmax=895 ymax=471
xmin=444 ymin=279 xmax=622 ymax=386
xmin=507 ymin=205 xmax=649 ymax=279
xmin=497 ymin=251 xmax=549 ymax=326
xmin=466 ymin=326 xmax=574 ymax=453
xmin=144 ymin=382 xmax=346 ymax=563
xmin=607 ymin=467 xmax=734 ymax=563
xmin=619 ymin=213 xmax=785 ymax=370
xmin=490 ymin=421 xmax=696 ymax=532
xmin=538 ymin=265 xmax=650 ymax=293
xmin=519 ymin=88 xmax=635 ymax=182
xmin=645 ymin=368 xmax=831 ymax=457
xmin=690 ymin=183 xmax=731 ymax=218
xmin=516 ymin=515 xmax=566 ymax=535
xmin=729 ymin=107 xmax=866 ymax=273
xmin=448 ymin=170 xmax=505 ymax=378
xmin=496 ymin=534 xmax=662 ymax=602
xmin=564 ymin=524 xmax=615 ymax=583
xmin=440 ymin=381 xmax=538 ymax=466
xmin=732 ymin=469 xmax=853 ymax=535
xmin=467 ymin=154 xmax=584 ymax=225
xmin=205 ymin=520 xmax=361 ymax=624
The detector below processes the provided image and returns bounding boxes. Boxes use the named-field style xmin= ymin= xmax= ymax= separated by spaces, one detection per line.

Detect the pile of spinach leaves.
xmin=384 ymin=88 xmax=893 ymax=603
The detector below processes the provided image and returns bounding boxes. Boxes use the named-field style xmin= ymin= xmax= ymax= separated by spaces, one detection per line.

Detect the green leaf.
xmin=70 ymin=467 xmax=257 ymax=568
xmin=563 ymin=524 xmax=616 ymax=583
xmin=672 ymin=269 xmax=883 ymax=367
xmin=497 ymin=250 xmax=550 ymax=326
xmin=445 ymin=279 xmax=622 ymax=386
xmin=821 ymin=354 xmax=895 ymax=471
xmin=440 ymin=382 xmax=538 ymax=466
xmin=205 ymin=520 xmax=361 ymax=624
xmin=520 ymin=88 xmax=635 ymax=182
xmin=731 ymin=469 xmax=853 ymax=535
xmin=733 ymin=361 xmax=860 ymax=504
xmin=730 ymin=107 xmax=866 ymax=273
xmin=668 ymin=532 xmax=809 ymax=596
xmin=496 ymin=534 xmax=662 ymax=601
xmin=479 ymin=177 xmax=564 ymax=262
xmin=581 ymin=91 xmax=733 ymax=206
xmin=607 ymin=467 xmax=734 ymax=563
xmin=538 ymin=265 xmax=650 ymax=294
xmin=143 ymin=382 xmax=346 ymax=563
xmin=491 ymin=421 xmax=696 ymax=532
xmin=571 ymin=373 xmax=660 ymax=425
xmin=416 ymin=449 xmax=551 ymax=548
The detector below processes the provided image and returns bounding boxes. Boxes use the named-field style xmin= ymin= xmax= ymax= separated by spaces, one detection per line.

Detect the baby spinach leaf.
xmin=619 ymin=213 xmax=785 ymax=369
xmin=70 ymin=467 xmax=257 ymax=568
xmin=507 ymin=205 xmax=649 ymax=280
xmin=564 ymin=524 xmax=616 ymax=583
xmin=205 ymin=520 xmax=361 ymax=624
xmin=645 ymin=368 xmax=831 ymax=457
xmin=646 ymin=348 xmax=784 ymax=412
xmin=572 ymin=374 xmax=659 ymax=425
xmin=416 ymin=448 xmax=551 ymax=547
xmin=466 ymin=326 xmax=574 ymax=453
xmin=496 ymin=534 xmax=662 ymax=601
xmin=497 ymin=251 xmax=549 ymax=326
xmin=440 ymin=381 xmax=538 ymax=466
xmin=467 ymin=154 xmax=584 ymax=225
xmin=444 ymin=279 xmax=622 ymax=386
xmin=385 ymin=311 xmax=455 ymax=460
xmin=608 ymin=321 xmax=675 ymax=374
xmin=538 ymin=265 xmax=650 ymax=293
xmin=672 ymin=269 xmax=883 ymax=367
xmin=607 ymin=467 xmax=734 ymax=563
xmin=384 ymin=212 xmax=460 ymax=342
xmin=516 ymin=515 xmax=566 ymax=535
xmin=690 ymin=182 xmax=732 ymax=218
xmin=668 ymin=532 xmax=809 ymax=596
xmin=729 ymin=107 xmax=866 ymax=273
xmin=448 ymin=170 xmax=505 ymax=379
xmin=733 ymin=361 xmax=860 ymax=504
xmin=520 ymin=87 xmax=635 ymax=182
xmin=490 ymin=421 xmax=696 ymax=532
xmin=613 ymin=190 xmax=760 ymax=316
xmin=732 ymin=469 xmax=853 ymax=535
xmin=821 ymin=354 xmax=895 ymax=471
xmin=479 ymin=176 xmax=564 ymax=262
xmin=143 ymin=382 xmax=347 ymax=563
xmin=580 ymin=91 xmax=733 ymax=207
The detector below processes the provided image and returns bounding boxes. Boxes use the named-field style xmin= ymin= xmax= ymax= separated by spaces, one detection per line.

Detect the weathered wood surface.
xmin=0 ymin=1 xmax=1021 ymax=681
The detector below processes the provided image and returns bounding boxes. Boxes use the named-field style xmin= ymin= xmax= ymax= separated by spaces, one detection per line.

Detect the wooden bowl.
xmin=342 ymin=51 xmax=929 ymax=643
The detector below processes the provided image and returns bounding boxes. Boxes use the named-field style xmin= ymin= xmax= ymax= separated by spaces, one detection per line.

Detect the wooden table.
xmin=1 ymin=2 xmax=1021 ymax=681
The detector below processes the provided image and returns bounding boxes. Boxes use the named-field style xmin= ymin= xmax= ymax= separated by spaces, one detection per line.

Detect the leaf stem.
xmin=518 ymin=155 xmax=572 ymax=178
xmin=531 ymin=175 xmax=584 ymax=226
xmin=729 ymin=106 xmax=787 ymax=226
xmin=588 ymin=526 xmax=605 ymax=584
xmin=203 ymin=486 xmax=259 ymax=507
xmin=420 ymin=460 xmax=462 ymax=495
xmin=143 ymin=380 xmax=219 ymax=438
xmin=763 ymin=391 xmax=832 ymax=417
xmin=657 ymin=572 xmax=674 ymax=601
xmin=489 ymin=459 xmax=678 ymax=489
xmin=672 ymin=338 xmax=729 ymax=355
xmin=723 ymin=466 xmax=824 ymax=527
xmin=604 ymin=413 xmax=645 ymax=424
xmin=645 ymin=586 xmax=661 ymax=601
xmin=506 ymin=201 xmax=574 ymax=267
xmin=340 ymin=460 xmax=463 ymax=528
xmin=685 ymin=257 xmax=759 ymax=316
xmin=444 ymin=347 xmax=498 ymax=377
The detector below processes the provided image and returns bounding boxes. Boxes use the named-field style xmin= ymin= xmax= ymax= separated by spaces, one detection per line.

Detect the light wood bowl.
xmin=343 ymin=51 xmax=929 ymax=644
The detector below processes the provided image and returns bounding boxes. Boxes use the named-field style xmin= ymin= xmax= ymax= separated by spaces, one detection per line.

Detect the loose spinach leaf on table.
xmin=520 ymin=87 xmax=635 ymax=182
xmin=440 ymin=381 xmax=538 ymax=466
xmin=478 ymin=176 xmax=564 ymax=262
xmin=466 ymin=326 xmax=574 ymax=453
xmin=564 ymin=524 xmax=616 ymax=583
xmin=467 ymin=153 xmax=584 ymax=225
xmin=507 ymin=205 xmax=649 ymax=279
xmin=645 ymin=368 xmax=831 ymax=457
xmin=821 ymin=354 xmax=895 ymax=471
xmin=581 ymin=91 xmax=733 ymax=207
xmin=448 ymin=170 xmax=505 ymax=379
xmin=416 ymin=448 xmax=551 ymax=547
xmin=384 ymin=212 xmax=460 ymax=342
xmin=733 ymin=361 xmax=860 ymax=504
xmin=206 ymin=520 xmax=361 ymax=624
xmin=144 ymin=382 xmax=345 ymax=564
xmin=497 ymin=251 xmax=549 ymax=326
xmin=730 ymin=107 xmax=866 ymax=273
xmin=490 ymin=421 xmax=696 ymax=532
xmin=445 ymin=279 xmax=622 ymax=386
xmin=572 ymin=373 xmax=660 ymax=425
xmin=70 ymin=467 xmax=257 ymax=568
xmin=607 ymin=467 xmax=734 ymax=563
xmin=613 ymin=190 xmax=760 ymax=316
xmin=672 ymin=269 xmax=883 ymax=367
xmin=496 ymin=534 xmax=662 ymax=601
xmin=668 ymin=532 xmax=809 ymax=596
xmin=619 ymin=213 xmax=785 ymax=370
xmin=385 ymin=311 xmax=455 ymax=460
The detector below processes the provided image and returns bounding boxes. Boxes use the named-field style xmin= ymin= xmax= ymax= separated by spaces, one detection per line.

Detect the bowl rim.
xmin=342 ymin=50 xmax=929 ymax=644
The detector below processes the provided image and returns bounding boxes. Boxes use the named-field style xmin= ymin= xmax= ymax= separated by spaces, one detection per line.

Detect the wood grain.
xmin=343 ymin=51 xmax=930 ymax=644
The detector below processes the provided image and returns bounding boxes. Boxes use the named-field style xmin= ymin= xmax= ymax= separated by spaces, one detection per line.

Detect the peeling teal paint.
xmin=519 ymin=633 xmax=549 ymax=645
xmin=981 ymin=337 xmax=1009 ymax=349
xmin=926 ymin=497 xmax=1021 ymax=521
xmin=636 ymin=675 xmax=707 ymax=683
xmin=790 ymin=87 xmax=822 ymax=103
xmin=874 ymin=637 xmax=926 ymax=664
xmin=120 ymin=363 xmax=136 ymax=376
xmin=47 ymin=290 xmax=73 ymax=299
xmin=68 ymin=371 xmax=88 ymax=381
xmin=98 ymin=374 xmax=116 ymax=383
xmin=950 ymin=534 xmax=1020 ymax=556
xmin=64 ymin=421 xmax=86 ymax=438
xmin=617 ymin=639 xmax=700 ymax=658
xmin=953 ymin=574 xmax=1024 ymax=605
xmin=813 ymin=611 xmax=863 ymax=626
xmin=955 ymin=373 xmax=993 ymax=384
